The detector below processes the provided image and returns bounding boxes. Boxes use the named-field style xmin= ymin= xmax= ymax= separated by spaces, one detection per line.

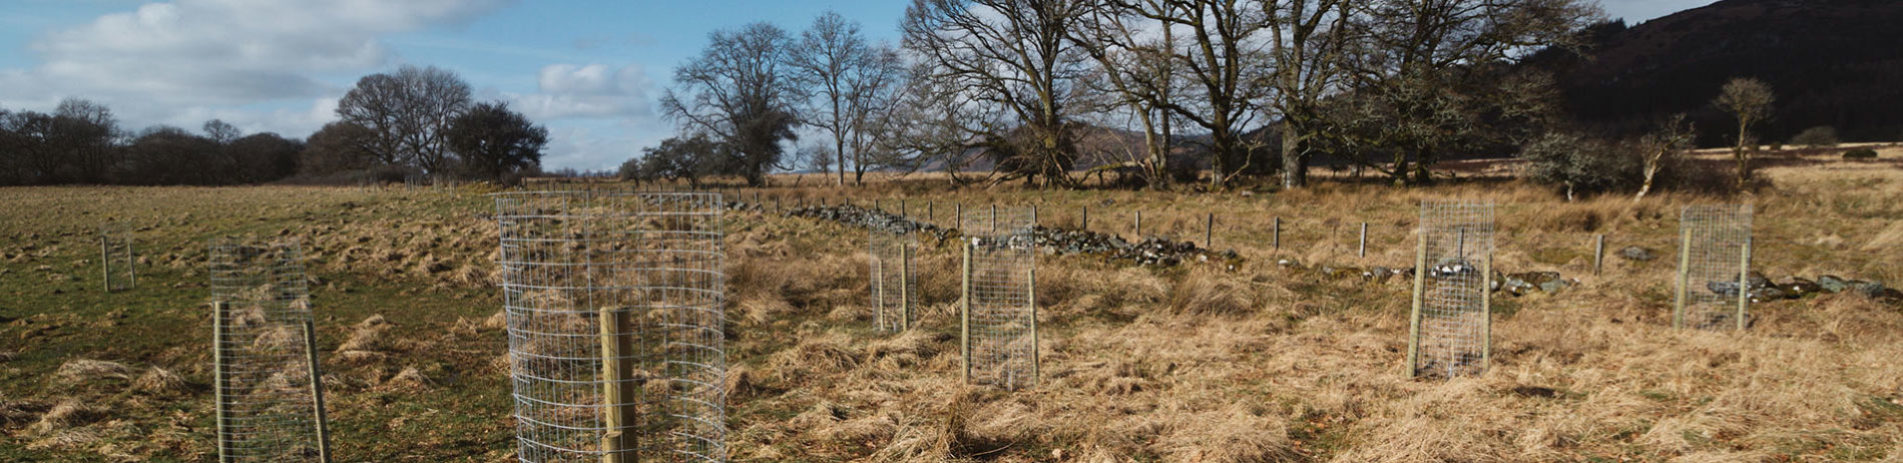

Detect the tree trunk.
xmin=1280 ymin=124 xmax=1307 ymax=189
xmin=1734 ymin=119 xmax=1751 ymax=190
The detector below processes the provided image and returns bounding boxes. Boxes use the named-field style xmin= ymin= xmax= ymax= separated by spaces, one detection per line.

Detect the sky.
xmin=0 ymin=0 xmax=1709 ymax=172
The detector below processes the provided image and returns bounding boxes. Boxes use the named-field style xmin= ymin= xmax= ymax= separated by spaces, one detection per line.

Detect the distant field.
xmin=3 ymin=153 xmax=1902 ymax=461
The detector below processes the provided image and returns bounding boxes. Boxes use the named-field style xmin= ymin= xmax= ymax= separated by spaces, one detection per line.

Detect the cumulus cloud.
xmin=509 ymin=63 xmax=656 ymax=120
xmin=0 ymin=0 xmax=511 ymax=134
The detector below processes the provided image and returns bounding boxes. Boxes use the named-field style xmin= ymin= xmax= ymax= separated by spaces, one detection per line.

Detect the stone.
xmin=1783 ymin=278 xmax=1821 ymax=297
xmin=1618 ymin=246 xmax=1658 ymax=261
xmin=1818 ymin=275 xmax=1849 ymax=293
xmin=1746 ymin=271 xmax=1770 ymax=290
xmin=1848 ymin=280 xmax=1887 ymax=298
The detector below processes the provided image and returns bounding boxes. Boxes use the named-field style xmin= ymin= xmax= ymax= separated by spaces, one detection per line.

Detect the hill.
xmin=1544 ymin=0 xmax=1903 ymax=145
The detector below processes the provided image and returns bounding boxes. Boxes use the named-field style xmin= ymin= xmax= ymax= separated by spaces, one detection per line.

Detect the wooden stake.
xmin=874 ymin=254 xmax=886 ymax=330
xmin=302 ymin=320 xmax=332 ymax=463
xmin=213 ymin=302 xmax=234 ymax=463
xmin=960 ymin=241 xmax=973 ymax=385
xmin=1673 ymin=227 xmax=1692 ymax=329
xmin=1736 ymin=236 xmax=1752 ymax=331
xmin=598 ymin=307 xmax=635 ymax=463
xmin=1273 ymin=217 xmax=1281 ymax=252
xmin=901 ymin=245 xmax=913 ymax=331
xmin=1593 ymin=234 xmax=1606 ymax=275
xmin=1359 ymin=222 xmax=1368 ymax=258
xmin=1081 ymin=205 xmax=1089 ymax=230
xmin=1406 ymin=231 xmax=1428 ymax=379
xmin=1480 ymin=252 xmax=1494 ymax=373
xmin=100 ymin=232 xmax=110 ymax=292
xmin=1135 ymin=211 xmax=1143 ymax=239
xmin=1205 ymin=213 xmax=1214 ymax=249
xmin=1028 ymin=252 xmax=1039 ymax=389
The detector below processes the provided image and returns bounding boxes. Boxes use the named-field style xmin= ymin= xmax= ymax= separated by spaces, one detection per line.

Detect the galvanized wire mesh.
xmin=99 ymin=223 xmax=135 ymax=292
xmin=869 ymin=229 xmax=918 ymax=332
xmin=209 ymin=237 xmax=327 ymax=462
xmin=962 ymin=206 xmax=1037 ymax=390
xmin=1410 ymin=200 xmax=1494 ymax=380
xmin=1677 ymin=204 xmax=1753 ymax=330
xmin=496 ymin=191 xmax=726 ymax=463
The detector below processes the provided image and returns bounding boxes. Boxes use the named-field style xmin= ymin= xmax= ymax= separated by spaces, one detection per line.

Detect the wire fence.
xmin=1408 ymin=200 xmax=1495 ymax=380
xmin=869 ymin=229 xmax=917 ymax=332
xmin=209 ymin=237 xmax=329 ymax=462
xmin=1676 ymin=204 xmax=1754 ymax=330
xmin=961 ymin=206 xmax=1038 ymax=390
xmin=496 ymin=190 xmax=727 ymax=463
xmin=99 ymin=222 xmax=135 ymax=292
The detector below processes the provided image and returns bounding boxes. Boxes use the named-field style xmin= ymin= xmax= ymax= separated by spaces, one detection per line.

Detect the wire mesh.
xmin=1411 ymin=200 xmax=1494 ymax=380
xmin=869 ymin=229 xmax=918 ymax=332
xmin=962 ymin=206 xmax=1037 ymax=390
xmin=496 ymin=190 xmax=727 ymax=463
xmin=99 ymin=223 xmax=135 ymax=292
xmin=1677 ymin=204 xmax=1753 ymax=330
xmin=209 ymin=237 xmax=326 ymax=462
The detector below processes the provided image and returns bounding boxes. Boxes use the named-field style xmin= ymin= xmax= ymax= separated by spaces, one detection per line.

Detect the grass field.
xmin=3 ymin=149 xmax=1903 ymax=462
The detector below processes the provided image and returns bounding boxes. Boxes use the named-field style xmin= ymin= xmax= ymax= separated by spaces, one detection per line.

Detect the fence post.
xmin=1673 ymin=227 xmax=1692 ymax=329
xmin=1736 ymin=236 xmax=1752 ymax=331
xmin=901 ymin=245 xmax=913 ymax=331
xmin=1135 ymin=211 xmax=1143 ymax=239
xmin=302 ymin=320 xmax=333 ymax=463
xmin=598 ymin=306 xmax=633 ymax=462
xmin=1205 ymin=213 xmax=1214 ymax=249
xmin=874 ymin=254 xmax=886 ymax=330
xmin=1081 ymin=205 xmax=1089 ymax=230
xmin=100 ymin=232 xmax=110 ymax=292
xmin=900 ymin=199 xmax=908 ymax=219
xmin=1406 ymin=231 xmax=1428 ymax=379
xmin=1359 ymin=222 xmax=1369 ymax=258
xmin=1273 ymin=217 xmax=1281 ymax=252
xmin=960 ymin=240 xmax=973 ymax=385
xmin=1593 ymin=234 xmax=1606 ymax=275
xmin=213 ymin=302 xmax=234 ymax=463
xmin=956 ymin=203 xmax=963 ymax=228
xmin=1027 ymin=247 xmax=1039 ymax=389
xmin=929 ymin=201 xmax=936 ymax=223
xmin=1480 ymin=251 xmax=1494 ymax=372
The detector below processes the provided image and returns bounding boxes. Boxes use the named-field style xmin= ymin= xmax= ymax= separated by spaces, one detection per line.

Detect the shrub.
xmin=1519 ymin=132 xmax=1641 ymax=201
xmin=1790 ymin=126 xmax=1840 ymax=148
xmin=1844 ymin=148 xmax=1878 ymax=160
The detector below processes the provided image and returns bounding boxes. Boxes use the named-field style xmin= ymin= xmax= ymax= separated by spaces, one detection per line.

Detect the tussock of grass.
xmin=131 ymin=366 xmax=188 ymax=395
xmin=52 ymin=359 xmax=132 ymax=386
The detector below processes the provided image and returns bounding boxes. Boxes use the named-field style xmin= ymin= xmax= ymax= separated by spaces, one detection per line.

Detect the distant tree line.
xmin=0 ymin=65 xmax=547 ymax=186
xmin=625 ymin=0 xmax=1606 ymax=190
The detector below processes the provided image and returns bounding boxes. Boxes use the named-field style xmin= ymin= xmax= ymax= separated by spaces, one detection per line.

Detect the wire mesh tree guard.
xmin=960 ymin=206 xmax=1038 ymax=390
xmin=495 ymin=191 xmax=727 ymax=463
xmin=99 ymin=222 xmax=135 ymax=292
xmin=1406 ymin=200 xmax=1495 ymax=380
xmin=1674 ymin=204 xmax=1754 ymax=331
xmin=869 ymin=229 xmax=917 ymax=332
xmin=209 ymin=237 xmax=331 ymax=462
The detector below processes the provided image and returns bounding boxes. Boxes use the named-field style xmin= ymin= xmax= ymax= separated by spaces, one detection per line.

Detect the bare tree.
xmin=1714 ymin=77 xmax=1774 ymax=189
xmin=903 ymin=0 xmax=1094 ymax=187
xmin=336 ymin=65 xmax=474 ymax=175
xmin=447 ymin=101 xmax=548 ymax=183
xmin=1341 ymin=0 xmax=1600 ymax=186
xmin=1635 ymin=114 xmax=1694 ymax=202
xmin=203 ymin=119 xmax=241 ymax=144
xmin=787 ymin=12 xmax=908 ymax=186
xmin=1073 ymin=0 xmax=1184 ymax=189
xmin=1116 ymin=0 xmax=1276 ymax=189
xmin=662 ymin=22 xmax=802 ymax=187
xmin=1265 ymin=0 xmax=1353 ymax=189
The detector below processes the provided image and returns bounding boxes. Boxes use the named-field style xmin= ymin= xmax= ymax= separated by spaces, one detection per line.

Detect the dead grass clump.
xmin=28 ymin=400 xmax=103 ymax=434
xmin=53 ymin=359 xmax=133 ymax=386
xmin=1169 ymin=270 xmax=1256 ymax=316
xmin=131 ymin=366 xmax=188 ymax=395
xmin=336 ymin=314 xmax=391 ymax=352
xmin=382 ymin=366 xmax=432 ymax=391
xmin=481 ymin=309 xmax=508 ymax=331
xmin=764 ymin=333 xmax=862 ymax=382
xmin=1155 ymin=405 xmax=1299 ymax=463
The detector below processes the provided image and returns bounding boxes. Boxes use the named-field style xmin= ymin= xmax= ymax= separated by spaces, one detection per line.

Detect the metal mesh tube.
xmin=961 ymin=206 xmax=1037 ymax=390
xmin=869 ymin=229 xmax=918 ymax=332
xmin=100 ymin=223 xmax=135 ymax=292
xmin=496 ymin=191 xmax=727 ymax=463
xmin=1410 ymin=200 xmax=1494 ymax=380
xmin=209 ymin=237 xmax=326 ymax=462
xmin=1677 ymin=204 xmax=1753 ymax=330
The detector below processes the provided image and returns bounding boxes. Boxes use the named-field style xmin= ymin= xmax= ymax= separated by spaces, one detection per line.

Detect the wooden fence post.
xmin=1359 ymin=222 xmax=1369 ymax=258
xmin=1736 ymin=236 xmax=1752 ymax=331
xmin=1593 ymin=234 xmax=1606 ymax=275
xmin=1273 ymin=217 xmax=1281 ymax=252
xmin=1480 ymin=251 xmax=1494 ymax=373
xmin=1205 ymin=213 xmax=1214 ymax=249
xmin=1673 ymin=227 xmax=1692 ymax=329
xmin=213 ymin=302 xmax=234 ymax=463
xmin=598 ymin=307 xmax=634 ymax=463
xmin=960 ymin=241 xmax=973 ymax=385
xmin=303 ymin=320 xmax=332 ymax=463
xmin=1406 ymin=232 xmax=1428 ymax=379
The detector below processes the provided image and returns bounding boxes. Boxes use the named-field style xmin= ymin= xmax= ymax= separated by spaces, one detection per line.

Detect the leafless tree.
xmin=203 ymin=119 xmax=241 ymax=144
xmin=903 ymin=0 xmax=1095 ymax=187
xmin=1073 ymin=0 xmax=1184 ymax=189
xmin=336 ymin=65 xmax=473 ymax=174
xmin=1714 ymin=77 xmax=1774 ymax=189
xmin=1265 ymin=0 xmax=1353 ymax=189
xmin=1635 ymin=114 xmax=1694 ymax=203
xmin=788 ymin=11 xmax=909 ymax=186
xmin=1117 ymin=0 xmax=1276 ymax=189
xmin=662 ymin=22 xmax=802 ymax=187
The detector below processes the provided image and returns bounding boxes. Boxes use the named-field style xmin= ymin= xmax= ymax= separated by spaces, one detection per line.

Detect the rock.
xmin=1848 ymin=280 xmax=1887 ymax=298
xmin=1707 ymin=281 xmax=1742 ymax=297
xmin=1618 ymin=246 xmax=1658 ymax=261
xmin=1362 ymin=267 xmax=1395 ymax=284
xmin=1818 ymin=275 xmax=1849 ymax=293
xmin=1276 ymin=258 xmax=1302 ymax=268
xmin=1750 ymin=287 xmax=1789 ymax=302
xmin=1878 ymin=288 xmax=1903 ymax=304
xmin=1783 ymin=278 xmax=1821 ymax=297
xmin=1746 ymin=271 xmax=1771 ymax=290
xmin=1539 ymin=278 xmax=1572 ymax=293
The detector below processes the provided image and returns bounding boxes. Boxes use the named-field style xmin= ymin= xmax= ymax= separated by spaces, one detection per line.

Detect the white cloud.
xmin=0 ymin=0 xmax=512 ymax=133
xmin=508 ymin=63 xmax=656 ymax=120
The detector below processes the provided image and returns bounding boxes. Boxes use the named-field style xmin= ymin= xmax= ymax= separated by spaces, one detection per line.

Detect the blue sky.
xmin=0 ymin=0 xmax=1703 ymax=171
